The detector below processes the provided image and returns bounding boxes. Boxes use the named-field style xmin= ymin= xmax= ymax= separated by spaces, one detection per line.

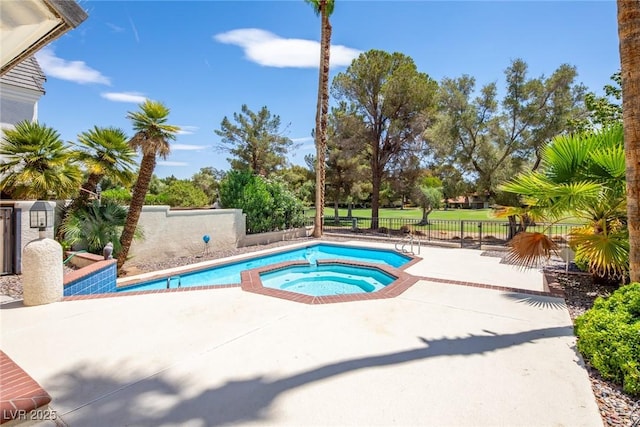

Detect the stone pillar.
xmin=22 ymin=237 xmax=63 ymax=306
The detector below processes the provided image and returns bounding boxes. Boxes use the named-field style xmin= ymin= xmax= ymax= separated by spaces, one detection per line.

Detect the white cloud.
xmin=100 ymin=92 xmax=147 ymax=103
xmin=106 ymin=22 xmax=124 ymax=33
xmin=214 ymin=28 xmax=361 ymax=68
xmin=128 ymin=14 xmax=140 ymax=43
xmin=292 ymin=136 xmax=314 ymax=143
xmin=176 ymin=126 xmax=199 ymax=135
xmin=35 ymin=47 xmax=111 ymax=85
xmin=157 ymin=161 xmax=188 ymax=167
xmin=172 ymin=144 xmax=207 ymax=151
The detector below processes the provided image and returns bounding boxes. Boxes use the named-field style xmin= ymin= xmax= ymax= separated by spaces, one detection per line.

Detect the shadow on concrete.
xmin=49 ymin=325 xmax=573 ymax=426
xmin=0 ymin=300 xmax=26 ymax=310
xmin=501 ymin=292 xmax=567 ymax=310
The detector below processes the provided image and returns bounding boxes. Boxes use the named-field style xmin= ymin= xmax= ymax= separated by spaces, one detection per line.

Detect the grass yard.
xmin=307 ymin=207 xmax=584 ymax=225
xmin=307 ymin=207 xmax=498 ymax=221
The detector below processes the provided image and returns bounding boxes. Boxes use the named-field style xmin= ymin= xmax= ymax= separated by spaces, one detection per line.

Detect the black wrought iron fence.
xmin=314 ymin=216 xmax=577 ymax=249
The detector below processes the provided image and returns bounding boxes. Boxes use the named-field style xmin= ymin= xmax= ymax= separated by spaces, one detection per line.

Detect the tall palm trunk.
xmin=117 ymin=155 xmax=155 ymax=271
xmin=618 ymin=0 xmax=640 ymax=282
xmin=56 ymin=173 xmax=102 ymax=241
xmin=313 ymin=3 xmax=332 ymax=238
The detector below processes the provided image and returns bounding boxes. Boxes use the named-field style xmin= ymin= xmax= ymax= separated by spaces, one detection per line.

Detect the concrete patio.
xmin=0 ymin=243 xmax=601 ymax=426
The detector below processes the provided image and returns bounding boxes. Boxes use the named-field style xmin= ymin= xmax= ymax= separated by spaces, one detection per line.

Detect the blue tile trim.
xmin=64 ymin=263 xmax=117 ymax=296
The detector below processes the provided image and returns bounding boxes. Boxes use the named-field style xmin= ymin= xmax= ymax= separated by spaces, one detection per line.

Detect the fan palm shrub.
xmin=61 ymin=200 xmax=140 ymax=257
xmin=0 ymin=120 xmax=82 ymax=199
xmin=499 ymin=124 xmax=628 ymax=281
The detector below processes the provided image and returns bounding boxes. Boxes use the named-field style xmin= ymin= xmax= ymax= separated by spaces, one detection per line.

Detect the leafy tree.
xmin=617 ymin=0 xmax=640 ymax=282
xmin=332 ymin=49 xmax=439 ymax=229
xmin=413 ymin=176 xmax=443 ymax=224
xmin=387 ymin=153 xmax=422 ymax=209
xmin=219 ymin=170 xmax=305 ymax=233
xmin=147 ymin=174 xmax=167 ymax=195
xmin=428 ymin=60 xmax=586 ymax=197
xmin=574 ymin=72 xmax=623 ymax=131
xmin=0 ymin=120 xmax=82 ymax=199
xmin=500 ymin=125 xmax=628 ymax=281
xmin=431 ymin=164 xmax=470 ymax=209
xmin=118 ymin=100 xmax=180 ymax=272
xmin=191 ymin=166 xmax=224 ymax=204
xmin=305 ymin=0 xmax=335 ymax=238
xmin=273 ymin=165 xmax=315 ymax=205
xmin=163 ymin=180 xmax=209 ymax=207
xmin=325 ymin=104 xmax=370 ymax=220
xmin=214 ymin=104 xmax=294 ymax=177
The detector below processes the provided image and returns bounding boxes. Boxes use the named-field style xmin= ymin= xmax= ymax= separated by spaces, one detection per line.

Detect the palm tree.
xmin=500 ymin=125 xmax=628 ymax=280
xmin=117 ymin=100 xmax=179 ymax=271
xmin=617 ymin=0 xmax=640 ymax=282
xmin=72 ymin=126 xmax=136 ymax=207
xmin=0 ymin=120 xmax=81 ymax=199
xmin=57 ymin=126 xmax=137 ymax=241
xmin=306 ymin=0 xmax=335 ymax=238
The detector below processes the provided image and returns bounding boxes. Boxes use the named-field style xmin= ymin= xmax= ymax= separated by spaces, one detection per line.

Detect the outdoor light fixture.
xmin=29 ymin=201 xmax=53 ymax=237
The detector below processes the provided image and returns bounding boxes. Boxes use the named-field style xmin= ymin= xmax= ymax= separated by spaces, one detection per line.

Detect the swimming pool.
xmin=118 ymin=243 xmax=411 ymax=293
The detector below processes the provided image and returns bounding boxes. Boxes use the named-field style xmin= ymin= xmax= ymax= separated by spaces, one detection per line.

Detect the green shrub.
xmin=575 ymin=282 xmax=640 ymax=396
xmin=219 ymin=170 xmax=305 ymax=234
xmin=101 ymin=187 xmax=131 ymax=204
xmin=573 ymin=251 xmax=590 ymax=272
xmin=144 ymin=193 xmax=170 ymax=205
xmin=162 ymin=180 xmax=209 ymax=207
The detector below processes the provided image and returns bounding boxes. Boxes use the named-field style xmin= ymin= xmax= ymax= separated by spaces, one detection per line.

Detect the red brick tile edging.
xmin=0 ymin=351 xmax=51 ymax=424
xmin=241 ymin=259 xmax=420 ymax=304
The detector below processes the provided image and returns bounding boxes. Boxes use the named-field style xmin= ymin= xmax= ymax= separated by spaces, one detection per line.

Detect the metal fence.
xmin=307 ymin=216 xmax=578 ymax=249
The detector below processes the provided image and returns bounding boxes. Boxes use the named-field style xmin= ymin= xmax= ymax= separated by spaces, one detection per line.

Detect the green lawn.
xmin=306 ymin=207 xmax=498 ymax=221
xmin=306 ymin=207 xmax=583 ymax=224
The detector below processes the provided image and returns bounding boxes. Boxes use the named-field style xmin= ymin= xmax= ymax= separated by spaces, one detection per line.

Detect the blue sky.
xmin=36 ymin=0 xmax=620 ymax=179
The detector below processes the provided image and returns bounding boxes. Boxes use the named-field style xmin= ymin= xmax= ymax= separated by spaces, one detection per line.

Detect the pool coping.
xmin=0 ymin=350 xmax=52 ymax=425
xmin=114 ymin=241 xmax=417 ymax=289
xmin=60 ymin=241 xmax=560 ymax=302
xmin=240 ymin=259 xmax=421 ymax=304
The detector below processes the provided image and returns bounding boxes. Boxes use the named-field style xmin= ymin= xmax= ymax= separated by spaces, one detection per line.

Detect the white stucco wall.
xmin=128 ymin=206 xmax=245 ymax=264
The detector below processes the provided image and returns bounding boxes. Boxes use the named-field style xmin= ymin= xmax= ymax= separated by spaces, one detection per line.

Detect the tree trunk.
xmin=118 ymin=154 xmax=155 ymax=272
xmin=313 ymin=4 xmax=332 ymax=238
xmin=334 ymin=199 xmax=339 ymax=225
xmin=56 ymin=173 xmax=102 ymax=241
xmin=347 ymin=201 xmax=353 ymax=219
xmin=507 ymin=215 xmax=518 ymax=240
xmin=618 ymin=0 xmax=640 ymax=282
xmin=371 ymin=169 xmax=381 ymax=230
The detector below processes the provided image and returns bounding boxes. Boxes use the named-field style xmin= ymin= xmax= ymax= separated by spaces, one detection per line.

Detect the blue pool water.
xmin=260 ymin=264 xmax=395 ymax=296
xmin=118 ymin=243 xmax=410 ymax=293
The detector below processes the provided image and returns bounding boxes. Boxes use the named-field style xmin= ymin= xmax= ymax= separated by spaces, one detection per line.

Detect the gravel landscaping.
xmin=1 ymin=238 xmax=637 ymax=425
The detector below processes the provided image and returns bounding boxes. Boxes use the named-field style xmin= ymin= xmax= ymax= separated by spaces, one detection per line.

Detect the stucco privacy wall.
xmin=129 ymin=206 xmax=245 ymax=263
